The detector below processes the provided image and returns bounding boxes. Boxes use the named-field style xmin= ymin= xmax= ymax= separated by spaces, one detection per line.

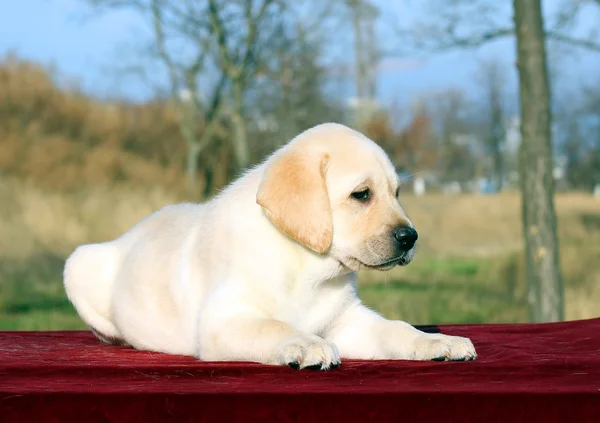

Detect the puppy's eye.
xmin=396 ymin=186 xmax=401 ymax=197
xmin=351 ymin=188 xmax=371 ymax=202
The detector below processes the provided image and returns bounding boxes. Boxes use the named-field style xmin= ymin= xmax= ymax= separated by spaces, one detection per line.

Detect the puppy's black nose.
xmin=394 ymin=226 xmax=418 ymax=251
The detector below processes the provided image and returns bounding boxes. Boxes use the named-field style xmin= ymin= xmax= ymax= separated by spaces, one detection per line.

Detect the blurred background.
xmin=0 ymin=0 xmax=599 ymax=330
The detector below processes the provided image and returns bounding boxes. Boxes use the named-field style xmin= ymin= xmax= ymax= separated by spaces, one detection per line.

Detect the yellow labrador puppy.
xmin=64 ymin=123 xmax=476 ymax=370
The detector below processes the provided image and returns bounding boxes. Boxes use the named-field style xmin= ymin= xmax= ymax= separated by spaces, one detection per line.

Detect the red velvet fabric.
xmin=1 ymin=319 xmax=599 ymax=423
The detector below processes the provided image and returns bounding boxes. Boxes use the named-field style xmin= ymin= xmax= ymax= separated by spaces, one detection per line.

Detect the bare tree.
xmin=248 ymin=22 xmax=346 ymax=152
xmin=419 ymin=89 xmax=476 ymax=185
xmin=558 ymin=79 xmax=600 ymax=190
xmin=514 ymin=0 xmax=564 ymax=322
xmin=345 ymin=0 xmax=380 ymax=129
xmin=396 ymin=0 xmax=600 ymax=321
xmin=207 ymin=0 xmax=285 ymax=170
xmin=476 ymin=58 xmax=508 ymax=191
xmin=583 ymin=80 xmax=600 ymax=189
xmin=88 ymin=0 xmax=306 ymax=186
xmin=87 ymin=0 xmax=227 ymax=195
xmin=397 ymin=0 xmax=600 ymax=52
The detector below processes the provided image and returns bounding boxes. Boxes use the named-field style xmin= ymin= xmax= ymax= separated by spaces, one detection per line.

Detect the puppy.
xmin=64 ymin=123 xmax=476 ymax=369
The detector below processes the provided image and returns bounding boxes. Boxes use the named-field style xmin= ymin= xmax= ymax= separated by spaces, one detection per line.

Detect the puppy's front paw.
xmin=413 ymin=334 xmax=477 ymax=361
xmin=272 ymin=335 xmax=341 ymax=370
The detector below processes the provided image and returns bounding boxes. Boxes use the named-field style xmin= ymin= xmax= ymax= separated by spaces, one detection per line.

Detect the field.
xmin=1 ymin=177 xmax=599 ymax=330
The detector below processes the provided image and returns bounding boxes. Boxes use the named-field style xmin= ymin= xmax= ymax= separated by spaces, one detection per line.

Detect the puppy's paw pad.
xmin=304 ymin=363 xmax=324 ymax=371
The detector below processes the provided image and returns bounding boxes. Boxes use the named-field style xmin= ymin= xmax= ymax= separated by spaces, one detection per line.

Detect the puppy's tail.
xmin=64 ymin=242 xmax=123 ymax=344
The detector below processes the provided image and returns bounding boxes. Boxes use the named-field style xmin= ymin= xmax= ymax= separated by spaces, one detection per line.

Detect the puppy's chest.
xmin=275 ymin=283 xmax=354 ymax=335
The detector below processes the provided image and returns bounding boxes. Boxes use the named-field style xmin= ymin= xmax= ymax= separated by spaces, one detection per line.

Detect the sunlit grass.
xmin=0 ymin=179 xmax=599 ymax=330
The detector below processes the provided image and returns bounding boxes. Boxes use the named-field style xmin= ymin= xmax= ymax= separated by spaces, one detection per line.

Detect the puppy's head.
xmin=257 ymin=123 xmax=417 ymax=271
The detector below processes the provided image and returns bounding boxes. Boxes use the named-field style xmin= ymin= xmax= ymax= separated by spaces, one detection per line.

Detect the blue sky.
xmin=1 ymin=0 xmax=598 ymax=107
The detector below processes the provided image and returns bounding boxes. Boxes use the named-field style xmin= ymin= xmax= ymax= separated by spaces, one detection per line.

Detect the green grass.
xmin=0 ymin=254 xmax=86 ymax=330
xmin=1 ymin=182 xmax=598 ymax=330
xmin=359 ymin=255 xmax=528 ymax=325
xmin=0 ymin=252 xmax=529 ymax=331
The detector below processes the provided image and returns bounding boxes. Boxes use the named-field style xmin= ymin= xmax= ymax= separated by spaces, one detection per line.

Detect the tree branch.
xmin=240 ymin=0 xmax=275 ymax=77
xmin=394 ymin=0 xmax=600 ymax=54
xmin=419 ymin=27 xmax=514 ymax=51
xmin=87 ymin=0 xmax=146 ymax=12
xmin=208 ymin=0 xmax=233 ymax=75
xmin=408 ymin=26 xmax=600 ymax=54
xmin=546 ymin=31 xmax=600 ymax=52
xmin=150 ymin=0 xmax=180 ymax=98
xmin=207 ymin=72 xmax=228 ymax=121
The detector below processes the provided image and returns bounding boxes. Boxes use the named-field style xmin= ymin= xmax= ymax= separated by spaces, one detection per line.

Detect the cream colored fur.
xmin=64 ymin=123 xmax=476 ymax=369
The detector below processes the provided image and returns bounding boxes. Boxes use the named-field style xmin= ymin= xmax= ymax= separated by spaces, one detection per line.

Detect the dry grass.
xmin=0 ymin=179 xmax=598 ymax=329
xmin=2 ymin=55 xmax=597 ymax=330
xmin=0 ymin=177 xmax=182 ymax=260
xmin=0 ymin=178 xmax=184 ymax=329
xmin=0 ymin=54 xmax=191 ymax=191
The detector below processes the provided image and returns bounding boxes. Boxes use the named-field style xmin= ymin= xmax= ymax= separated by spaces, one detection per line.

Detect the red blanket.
xmin=1 ymin=319 xmax=599 ymax=423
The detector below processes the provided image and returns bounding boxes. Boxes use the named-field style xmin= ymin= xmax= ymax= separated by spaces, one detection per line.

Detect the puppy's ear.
xmin=257 ymin=149 xmax=332 ymax=254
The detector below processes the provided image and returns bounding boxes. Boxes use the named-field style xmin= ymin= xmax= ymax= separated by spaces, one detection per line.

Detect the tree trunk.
xmin=349 ymin=0 xmax=366 ymax=101
xmin=186 ymin=141 xmax=201 ymax=196
xmin=202 ymin=163 xmax=214 ymax=199
xmin=513 ymin=0 xmax=564 ymax=322
xmin=231 ymin=82 xmax=250 ymax=170
xmin=490 ymin=84 xmax=504 ymax=191
xmin=492 ymin=145 xmax=504 ymax=191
